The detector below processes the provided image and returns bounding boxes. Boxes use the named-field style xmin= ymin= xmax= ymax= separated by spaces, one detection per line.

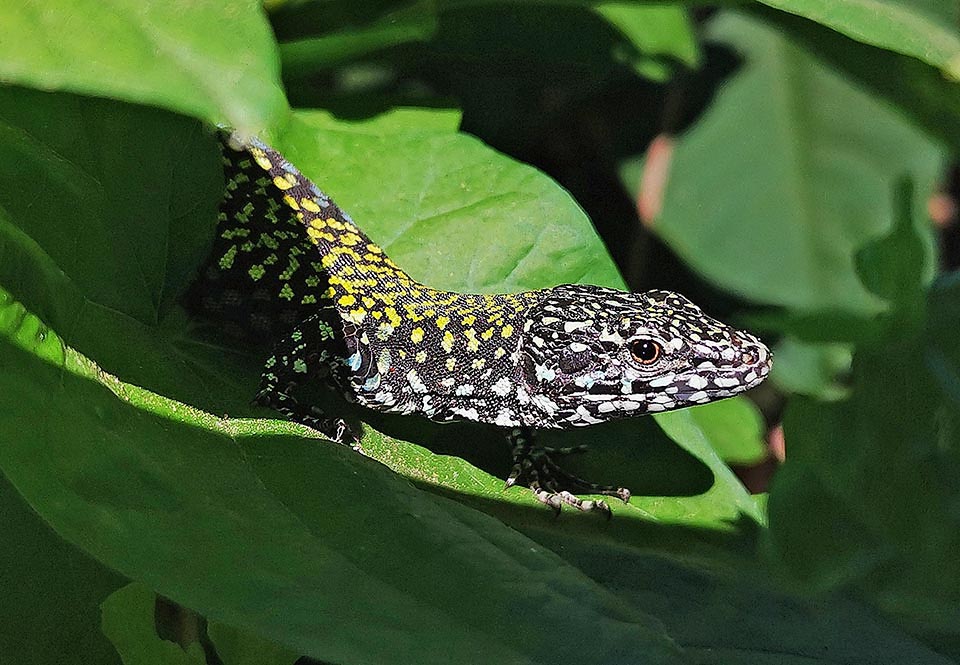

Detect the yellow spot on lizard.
xmin=348 ymin=308 xmax=367 ymax=323
xmin=273 ymin=175 xmax=294 ymax=191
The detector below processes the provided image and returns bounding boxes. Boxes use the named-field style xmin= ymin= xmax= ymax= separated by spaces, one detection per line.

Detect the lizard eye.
xmin=629 ymin=339 xmax=661 ymax=365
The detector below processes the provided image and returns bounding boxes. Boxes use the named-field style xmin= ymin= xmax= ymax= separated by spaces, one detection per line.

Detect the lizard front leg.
xmin=505 ymin=427 xmax=631 ymax=515
xmin=253 ymin=310 xmax=362 ymax=449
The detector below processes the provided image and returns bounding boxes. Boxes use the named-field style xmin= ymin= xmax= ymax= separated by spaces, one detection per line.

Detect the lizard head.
xmin=519 ymin=284 xmax=771 ymax=427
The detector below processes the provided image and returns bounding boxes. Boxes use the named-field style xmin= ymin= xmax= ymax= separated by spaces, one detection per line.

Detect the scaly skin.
xmin=190 ymin=132 xmax=772 ymax=514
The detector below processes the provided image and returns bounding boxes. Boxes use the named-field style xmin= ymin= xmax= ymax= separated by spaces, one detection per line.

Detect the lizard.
xmin=189 ymin=131 xmax=772 ymax=514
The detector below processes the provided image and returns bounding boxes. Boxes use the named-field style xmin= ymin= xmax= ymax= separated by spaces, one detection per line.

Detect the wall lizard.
xmin=191 ymin=132 xmax=772 ymax=514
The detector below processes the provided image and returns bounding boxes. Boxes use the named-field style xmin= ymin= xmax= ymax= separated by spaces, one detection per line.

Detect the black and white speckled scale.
xmin=190 ymin=132 xmax=772 ymax=514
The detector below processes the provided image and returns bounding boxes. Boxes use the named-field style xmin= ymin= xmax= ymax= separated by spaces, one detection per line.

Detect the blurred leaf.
xmin=103 ymin=583 xmax=301 ymax=665
xmin=927 ymin=272 xmax=960 ymax=404
xmin=744 ymin=309 xmax=881 ymax=345
xmin=0 ymin=474 xmax=125 ymax=665
xmin=0 ymin=1 xmax=286 ymax=132
xmin=755 ymin=6 xmax=960 ymax=152
xmin=594 ymin=4 xmax=701 ymax=81
xmin=755 ymin=0 xmax=960 ymax=79
xmin=428 ymin=3 xmax=685 ymax=86
xmin=101 ymin=585 xmax=207 ymax=665
xmin=629 ymin=11 xmax=943 ymax=314
xmin=769 ymin=338 xmax=851 ymax=400
xmin=854 ymin=180 xmax=928 ymax=314
xmin=767 ymin=273 xmax=960 ymax=656
xmin=279 ymin=1 xmax=438 ymax=76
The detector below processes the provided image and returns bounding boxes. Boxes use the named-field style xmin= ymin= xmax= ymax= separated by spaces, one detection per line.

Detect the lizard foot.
xmin=308 ymin=406 xmax=363 ymax=451
xmin=505 ymin=429 xmax=631 ymax=515
xmin=253 ymin=388 xmax=362 ymax=450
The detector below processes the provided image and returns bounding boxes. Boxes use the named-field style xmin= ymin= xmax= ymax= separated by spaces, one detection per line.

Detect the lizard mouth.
xmin=678 ymin=337 xmax=772 ymax=397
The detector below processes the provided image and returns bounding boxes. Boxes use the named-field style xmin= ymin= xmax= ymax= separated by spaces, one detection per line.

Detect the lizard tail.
xmin=185 ymin=132 xmax=336 ymax=340
xmin=186 ymin=131 xmax=416 ymax=339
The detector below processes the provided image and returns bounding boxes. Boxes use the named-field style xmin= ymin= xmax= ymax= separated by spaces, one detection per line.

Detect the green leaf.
xmin=278 ymin=1 xmax=439 ymax=76
xmin=206 ymin=622 xmax=299 ymax=665
xmin=756 ymin=5 xmax=960 ymax=153
xmin=101 ymin=585 xmax=207 ymax=665
xmin=523 ymin=522 xmax=955 ymax=665
xmin=768 ymin=337 xmax=852 ymax=400
xmin=629 ymin=11 xmax=944 ymax=314
xmin=654 ymin=407 xmax=764 ymax=525
xmin=681 ymin=398 xmax=768 ymax=466
xmin=0 ymin=0 xmax=287 ymax=131
xmin=767 ymin=273 xmax=960 ymax=656
xmin=0 ymin=290 xmax=685 ymax=664
xmin=279 ymin=108 xmax=626 ymax=292
xmin=594 ymin=4 xmax=701 ymax=81
xmin=755 ymin=0 xmax=960 ymax=79
xmin=3 ymin=287 xmax=949 ymax=665
xmin=0 ymin=474 xmax=126 ymax=665
xmin=0 ymin=86 xmax=253 ymax=415
xmin=854 ymin=178 xmax=928 ymax=318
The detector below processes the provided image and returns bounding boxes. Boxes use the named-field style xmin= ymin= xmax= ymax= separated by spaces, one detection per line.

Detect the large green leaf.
xmin=0 ymin=290 xmax=686 ymax=664
xmin=755 ymin=0 xmax=960 ymax=79
xmin=278 ymin=109 xmax=625 ymax=292
xmin=628 ymin=11 xmax=944 ymax=315
xmin=0 ymin=0 xmax=287 ymax=132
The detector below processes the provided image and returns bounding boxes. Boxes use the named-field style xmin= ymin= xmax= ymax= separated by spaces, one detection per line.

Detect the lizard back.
xmin=190 ymin=133 xmax=542 ymax=426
